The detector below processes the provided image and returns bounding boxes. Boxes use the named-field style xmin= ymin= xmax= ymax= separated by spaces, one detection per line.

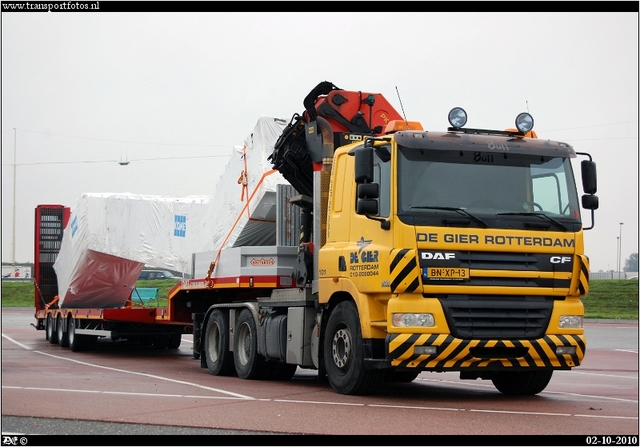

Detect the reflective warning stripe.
xmin=387 ymin=333 xmax=585 ymax=370
xmin=578 ymin=254 xmax=590 ymax=295
xmin=389 ymin=249 xmax=420 ymax=293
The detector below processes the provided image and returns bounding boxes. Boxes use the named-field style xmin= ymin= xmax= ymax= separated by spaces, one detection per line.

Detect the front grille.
xmin=419 ymin=250 xmax=573 ymax=288
xmin=439 ymin=296 xmax=553 ymax=339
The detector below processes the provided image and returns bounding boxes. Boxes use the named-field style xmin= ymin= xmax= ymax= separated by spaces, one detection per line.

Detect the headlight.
xmin=559 ymin=315 xmax=583 ymax=328
xmin=392 ymin=313 xmax=435 ymax=327
xmin=448 ymin=107 xmax=467 ymax=128
xmin=515 ymin=112 xmax=534 ymax=133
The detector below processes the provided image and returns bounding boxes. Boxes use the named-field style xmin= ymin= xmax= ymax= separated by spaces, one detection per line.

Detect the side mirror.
xmin=354 ymin=146 xmax=373 ymax=184
xmin=581 ymin=160 xmax=597 ymax=195
xmin=356 ymin=183 xmax=379 ymax=215
xmin=582 ymin=194 xmax=599 ymax=210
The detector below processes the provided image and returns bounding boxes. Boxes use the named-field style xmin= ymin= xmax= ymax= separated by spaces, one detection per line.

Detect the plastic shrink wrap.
xmin=53 ymin=194 xmax=211 ymax=308
xmin=53 ymin=116 xmax=290 ymax=308
xmin=201 ymin=116 xmax=289 ymax=250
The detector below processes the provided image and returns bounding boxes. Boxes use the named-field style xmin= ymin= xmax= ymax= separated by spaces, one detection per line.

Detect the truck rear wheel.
xmin=56 ymin=314 xmax=69 ymax=348
xmin=323 ymin=301 xmax=384 ymax=395
xmin=491 ymin=370 xmax=553 ymax=395
xmin=233 ymin=308 xmax=268 ymax=379
xmin=204 ymin=309 xmax=236 ymax=376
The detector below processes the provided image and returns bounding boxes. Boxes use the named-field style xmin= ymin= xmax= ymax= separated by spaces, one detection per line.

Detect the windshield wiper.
xmin=411 ymin=206 xmax=488 ymax=228
xmin=496 ymin=212 xmax=568 ymax=231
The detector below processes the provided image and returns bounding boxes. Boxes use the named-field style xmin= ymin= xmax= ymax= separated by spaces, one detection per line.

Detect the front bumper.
xmin=387 ymin=333 xmax=585 ymax=371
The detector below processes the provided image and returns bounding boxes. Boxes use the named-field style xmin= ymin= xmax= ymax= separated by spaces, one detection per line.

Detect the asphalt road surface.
xmin=1 ymin=308 xmax=637 ymax=443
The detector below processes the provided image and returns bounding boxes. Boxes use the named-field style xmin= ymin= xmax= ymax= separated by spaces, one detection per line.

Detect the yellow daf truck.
xmin=175 ymin=82 xmax=598 ymax=395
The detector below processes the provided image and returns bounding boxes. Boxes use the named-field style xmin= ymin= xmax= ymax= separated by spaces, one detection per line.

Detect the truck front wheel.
xmin=233 ymin=309 xmax=268 ymax=379
xmin=204 ymin=309 xmax=236 ymax=376
xmin=491 ymin=370 xmax=553 ymax=395
xmin=323 ymin=301 xmax=384 ymax=395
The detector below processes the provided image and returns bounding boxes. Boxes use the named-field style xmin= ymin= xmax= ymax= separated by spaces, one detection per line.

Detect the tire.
xmin=204 ymin=309 xmax=236 ymax=376
xmin=85 ymin=335 xmax=98 ymax=351
xmin=57 ymin=314 xmax=69 ymax=348
xmin=151 ymin=335 xmax=169 ymax=349
xmin=167 ymin=333 xmax=182 ymax=349
xmin=46 ymin=314 xmax=58 ymax=344
xmin=68 ymin=317 xmax=84 ymax=352
xmin=152 ymin=334 xmax=180 ymax=349
xmin=491 ymin=370 xmax=553 ymax=395
xmin=268 ymin=362 xmax=297 ymax=381
xmin=323 ymin=301 xmax=384 ymax=395
xmin=233 ymin=308 xmax=268 ymax=380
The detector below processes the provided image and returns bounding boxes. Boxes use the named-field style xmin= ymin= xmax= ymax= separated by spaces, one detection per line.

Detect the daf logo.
xmin=550 ymin=256 xmax=572 ymax=264
xmin=421 ymin=252 xmax=456 ymax=260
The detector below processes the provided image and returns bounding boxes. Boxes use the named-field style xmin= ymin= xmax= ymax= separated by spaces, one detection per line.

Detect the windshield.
xmin=397 ymin=146 xmax=581 ymax=229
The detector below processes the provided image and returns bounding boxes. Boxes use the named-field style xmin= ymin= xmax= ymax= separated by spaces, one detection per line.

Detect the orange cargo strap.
xmin=45 ymin=295 xmax=59 ymax=310
xmin=237 ymin=170 xmax=248 ymax=201
xmin=237 ymin=144 xmax=249 ymax=201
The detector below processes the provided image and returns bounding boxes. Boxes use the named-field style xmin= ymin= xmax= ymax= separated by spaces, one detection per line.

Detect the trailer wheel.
xmin=68 ymin=317 xmax=83 ymax=352
xmin=268 ymin=362 xmax=297 ymax=381
xmin=233 ymin=308 xmax=268 ymax=380
xmin=57 ymin=314 xmax=69 ymax=348
xmin=167 ymin=333 xmax=182 ymax=349
xmin=324 ymin=301 xmax=384 ymax=395
xmin=204 ymin=310 xmax=235 ymax=376
xmin=85 ymin=335 xmax=98 ymax=351
xmin=46 ymin=314 xmax=58 ymax=344
xmin=68 ymin=317 xmax=91 ymax=352
xmin=68 ymin=317 xmax=77 ymax=350
xmin=491 ymin=370 xmax=553 ymax=395
xmin=152 ymin=334 xmax=181 ymax=349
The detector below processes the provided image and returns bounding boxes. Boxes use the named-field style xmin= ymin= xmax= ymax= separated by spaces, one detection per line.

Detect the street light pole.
xmin=12 ymin=128 xmax=17 ymax=276
xmin=616 ymin=237 xmax=620 ymax=276
xmin=619 ymin=222 xmax=624 ymax=278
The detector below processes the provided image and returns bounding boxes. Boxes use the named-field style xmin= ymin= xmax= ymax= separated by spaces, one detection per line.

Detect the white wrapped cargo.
xmin=54 ymin=193 xmax=211 ymax=308
xmin=193 ymin=116 xmax=291 ymax=278
xmin=53 ymin=116 xmax=291 ymax=308
xmin=201 ymin=116 xmax=289 ymax=250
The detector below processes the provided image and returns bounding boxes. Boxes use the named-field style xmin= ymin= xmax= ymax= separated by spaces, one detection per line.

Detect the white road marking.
xmin=1 ymin=334 xmax=32 ymax=350
xmin=415 ymin=376 xmax=639 ymax=403
xmin=2 ymin=331 xmax=637 ymax=421
xmin=1 ymin=386 xmax=246 ymax=401
xmin=3 ymin=385 xmax=637 ymax=421
xmin=557 ymin=370 xmax=638 ymax=379
xmin=33 ymin=350 xmax=254 ymax=399
xmin=0 ymin=336 xmax=255 ymax=400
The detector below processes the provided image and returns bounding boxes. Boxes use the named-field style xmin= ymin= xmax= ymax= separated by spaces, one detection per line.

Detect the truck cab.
xmin=314 ymin=108 xmax=598 ymax=395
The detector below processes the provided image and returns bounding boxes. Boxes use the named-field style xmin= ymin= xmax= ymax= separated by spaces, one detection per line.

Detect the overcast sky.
xmin=1 ymin=9 xmax=638 ymax=273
